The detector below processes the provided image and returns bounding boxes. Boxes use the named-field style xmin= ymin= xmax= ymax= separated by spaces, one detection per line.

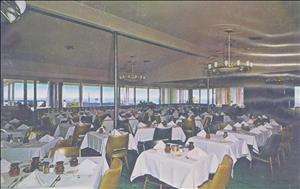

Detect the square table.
xmin=131 ymin=149 xmax=219 ymax=189
xmin=186 ymin=134 xmax=251 ymax=166
xmin=1 ymin=156 xmax=108 ymax=189
xmin=1 ymin=139 xmax=59 ymax=162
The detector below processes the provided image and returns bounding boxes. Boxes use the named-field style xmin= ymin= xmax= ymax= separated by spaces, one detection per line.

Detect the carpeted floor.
xmin=117 ymin=127 xmax=300 ymax=189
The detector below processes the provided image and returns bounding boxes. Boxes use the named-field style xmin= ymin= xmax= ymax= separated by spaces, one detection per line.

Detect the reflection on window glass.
xmin=27 ymin=81 xmax=34 ymax=107
xmin=120 ymin=87 xmax=134 ymax=105
xmin=295 ymin=86 xmax=300 ymax=107
xmin=14 ymin=82 xmax=24 ymax=105
xmin=63 ymin=83 xmax=79 ymax=107
xmin=136 ymin=88 xmax=147 ymax=104
xmin=192 ymin=89 xmax=199 ymax=104
xmin=102 ymin=86 xmax=114 ymax=106
xmin=149 ymin=88 xmax=160 ymax=104
xmin=83 ymin=85 xmax=100 ymax=107
xmin=37 ymin=82 xmax=48 ymax=108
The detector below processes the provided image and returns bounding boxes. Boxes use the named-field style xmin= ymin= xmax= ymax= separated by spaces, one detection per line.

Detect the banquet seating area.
xmin=1 ymin=1 xmax=300 ymax=189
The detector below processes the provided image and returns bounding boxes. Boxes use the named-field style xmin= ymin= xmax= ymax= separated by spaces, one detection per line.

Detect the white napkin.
xmin=1 ymin=159 xmax=10 ymax=173
xmin=241 ymin=121 xmax=249 ymax=126
xmin=197 ymin=130 xmax=207 ymax=137
xmin=96 ymin=127 xmax=106 ymax=133
xmin=118 ymin=115 xmax=125 ymax=121
xmin=224 ymin=124 xmax=233 ymax=130
xmin=247 ymin=119 xmax=254 ymax=124
xmin=157 ymin=123 xmax=165 ymax=128
xmin=128 ymin=115 xmax=136 ymax=120
xmin=17 ymin=124 xmax=30 ymax=130
xmin=104 ymin=116 xmax=112 ymax=121
xmin=53 ymin=151 xmax=66 ymax=164
xmin=77 ymin=159 xmax=97 ymax=175
xmin=216 ymin=130 xmax=224 ymax=136
xmin=153 ymin=140 xmax=165 ymax=150
xmin=39 ymin=134 xmax=55 ymax=142
xmin=257 ymin=125 xmax=268 ymax=131
xmin=179 ymin=115 xmax=186 ymax=119
xmin=4 ymin=123 xmax=13 ymax=129
xmin=175 ymin=119 xmax=182 ymax=124
xmin=270 ymin=119 xmax=280 ymax=126
xmin=262 ymin=115 xmax=268 ymax=119
xmin=250 ymin=128 xmax=262 ymax=134
xmin=224 ymin=134 xmax=239 ymax=142
xmin=9 ymin=118 xmax=20 ymax=124
xmin=186 ymin=147 xmax=208 ymax=160
xmin=137 ymin=122 xmax=147 ymax=128
xmin=56 ymin=114 xmax=64 ymax=119
xmin=167 ymin=121 xmax=176 ymax=127
xmin=111 ymin=129 xmax=121 ymax=136
xmin=152 ymin=120 xmax=157 ymax=124
xmin=195 ymin=115 xmax=201 ymax=120
xmin=220 ymin=112 xmax=225 ymax=116
xmin=264 ymin=123 xmax=273 ymax=129
xmin=234 ymin=122 xmax=242 ymax=128
xmin=17 ymin=170 xmax=57 ymax=187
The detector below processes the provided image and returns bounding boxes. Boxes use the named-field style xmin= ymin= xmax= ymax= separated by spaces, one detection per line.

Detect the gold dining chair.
xmin=48 ymin=146 xmax=80 ymax=159
xmin=198 ymin=155 xmax=233 ymax=189
xmin=98 ymin=158 xmax=122 ymax=189
xmin=183 ymin=116 xmax=196 ymax=138
xmin=105 ymin=133 xmax=129 ymax=170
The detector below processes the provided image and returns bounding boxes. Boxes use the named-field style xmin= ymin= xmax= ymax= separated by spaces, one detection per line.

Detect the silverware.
xmin=51 ymin=176 xmax=61 ymax=187
xmin=11 ymin=176 xmax=25 ymax=188
xmin=49 ymin=175 xmax=61 ymax=187
xmin=8 ymin=178 xmax=18 ymax=188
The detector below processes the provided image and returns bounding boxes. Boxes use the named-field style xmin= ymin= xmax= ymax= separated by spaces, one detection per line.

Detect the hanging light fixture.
xmin=1 ymin=0 xmax=26 ymax=24
xmin=207 ymin=29 xmax=253 ymax=75
xmin=119 ymin=57 xmax=146 ymax=82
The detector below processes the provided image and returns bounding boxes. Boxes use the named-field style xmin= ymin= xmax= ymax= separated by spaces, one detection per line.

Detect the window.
xmin=192 ymin=89 xmax=200 ymax=104
xmin=27 ymin=81 xmax=34 ymax=108
xmin=102 ymin=86 xmax=114 ymax=106
xmin=176 ymin=89 xmax=189 ymax=104
xmin=149 ymin=88 xmax=160 ymax=104
xmin=161 ymin=88 xmax=170 ymax=104
xmin=230 ymin=88 xmax=237 ymax=105
xmin=120 ymin=87 xmax=134 ymax=105
xmin=295 ymin=86 xmax=300 ymax=107
xmin=83 ymin=84 xmax=101 ymax=107
xmin=136 ymin=88 xmax=148 ymax=104
xmin=200 ymin=89 xmax=207 ymax=104
xmin=62 ymin=83 xmax=80 ymax=107
xmin=37 ymin=81 xmax=49 ymax=108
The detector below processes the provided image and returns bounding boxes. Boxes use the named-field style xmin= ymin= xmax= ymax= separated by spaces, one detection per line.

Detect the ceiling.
xmin=1 ymin=1 xmax=300 ymax=87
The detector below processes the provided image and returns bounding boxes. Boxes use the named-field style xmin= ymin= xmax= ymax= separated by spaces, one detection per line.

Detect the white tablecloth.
xmin=1 ymin=139 xmax=59 ymax=162
xmin=1 ymin=157 xmax=108 ymax=189
xmin=131 ymin=149 xmax=219 ymax=189
xmin=80 ymin=131 xmax=138 ymax=154
xmin=134 ymin=127 xmax=186 ymax=144
xmin=195 ymin=118 xmax=203 ymax=129
xmin=187 ymin=135 xmax=251 ymax=167
xmin=54 ymin=123 xmax=75 ymax=139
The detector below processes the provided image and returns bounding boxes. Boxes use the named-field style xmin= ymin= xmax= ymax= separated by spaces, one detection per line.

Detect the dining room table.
xmin=1 ymin=156 xmax=108 ymax=189
xmin=130 ymin=148 xmax=219 ymax=189
xmin=186 ymin=134 xmax=252 ymax=166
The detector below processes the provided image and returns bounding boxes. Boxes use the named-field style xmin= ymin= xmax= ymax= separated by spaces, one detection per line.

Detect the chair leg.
xmin=143 ymin=176 xmax=148 ymax=189
xmin=160 ymin=184 xmax=163 ymax=189
xmin=277 ymin=154 xmax=281 ymax=168
xmin=269 ymin=157 xmax=273 ymax=176
xmin=124 ymin=156 xmax=129 ymax=170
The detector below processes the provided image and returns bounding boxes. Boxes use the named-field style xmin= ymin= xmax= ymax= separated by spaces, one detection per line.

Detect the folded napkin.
xmin=270 ymin=119 xmax=279 ymax=126
xmin=17 ymin=170 xmax=57 ymax=187
xmin=175 ymin=119 xmax=182 ymax=124
xmin=52 ymin=151 xmax=66 ymax=164
xmin=77 ymin=159 xmax=97 ymax=175
xmin=257 ymin=125 xmax=268 ymax=131
xmin=128 ymin=115 xmax=136 ymax=120
xmin=157 ymin=123 xmax=165 ymax=128
xmin=262 ymin=115 xmax=268 ymax=119
xmin=104 ymin=116 xmax=112 ymax=121
xmin=137 ymin=122 xmax=147 ymax=128
xmin=224 ymin=124 xmax=233 ymax=130
xmin=4 ymin=123 xmax=13 ymax=129
xmin=186 ymin=147 xmax=208 ymax=160
xmin=1 ymin=159 xmax=10 ymax=173
xmin=9 ymin=118 xmax=20 ymax=124
xmin=56 ymin=114 xmax=64 ymax=119
xmin=264 ymin=123 xmax=273 ymax=129
xmin=195 ymin=115 xmax=201 ymax=120
xmin=167 ymin=121 xmax=176 ymax=127
xmin=153 ymin=140 xmax=165 ymax=150
xmin=179 ymin=115 xmax=186 ymax=119
xmin=197 ymin=130 xmax=207 ymax=137
xmin=224 ymin=134 xmax=239 ymax=142
xmin=234 ymin=122 xmax=242 ymax=128
xmin=152 ymin=120 xmax=157 ymax=124
xmin=216 ymin=130 xmax=224 ymax=136
xmin=250 ymin=128 xmax=262 ymax=134
xmin=247 ymin=119 xmax=254 ymax=124
xmin=241 ymin=115 xmax=248 ymax=119
xmin=111 ymin=129 xmax=121 ymax=136
xmin=96 ymin=127 xmax=106 ymax=133
xmin=241 ymin=121 xmax=249 ymax=126
xmin=17 ymin=124 xmax=30 ymax=130
xmin=39 ymin=134 xmax=55 ymax=142
xmin=220 ymin=112 xmax=225 ymax=116
xmin=118 ymin=115 xmax=125 ymax=121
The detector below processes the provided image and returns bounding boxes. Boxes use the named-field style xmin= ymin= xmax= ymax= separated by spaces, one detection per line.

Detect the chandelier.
xmin=119 ymin=61 xmax=146 ymax=82
xmin=1 ymin=0 xmax=26 ymax=24
xmin=208 ymin=29 xmax=253 ymax=75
